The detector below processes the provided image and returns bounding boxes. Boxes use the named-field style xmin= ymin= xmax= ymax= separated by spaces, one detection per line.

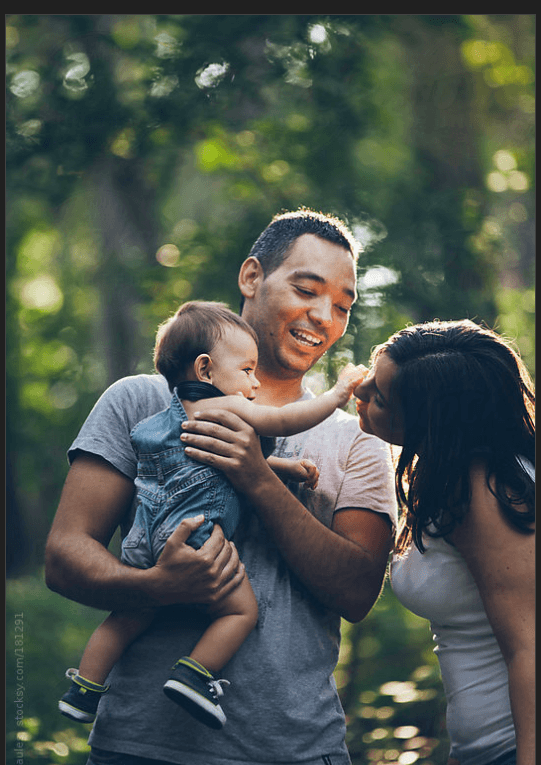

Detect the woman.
xmin=354 ymin=319 xmax=534 ymax=765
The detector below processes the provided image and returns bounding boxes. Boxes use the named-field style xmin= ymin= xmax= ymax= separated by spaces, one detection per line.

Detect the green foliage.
xmin=6 ymin=574 xmax=106 ymax=764
xmin=494 ymin=287 xmax=535 ymax=377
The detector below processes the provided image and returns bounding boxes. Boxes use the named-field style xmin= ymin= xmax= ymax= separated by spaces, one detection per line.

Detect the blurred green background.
xmin=6 ymin=14 xmax=534 ymax=765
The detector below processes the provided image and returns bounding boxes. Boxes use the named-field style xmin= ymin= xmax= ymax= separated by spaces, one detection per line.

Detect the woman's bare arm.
xmin=450 ymin=465 xmax=535 ymax=765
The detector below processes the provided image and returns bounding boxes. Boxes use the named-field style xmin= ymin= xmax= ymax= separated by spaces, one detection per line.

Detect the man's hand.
xmin=147 ymin=516 xmax=245 ymax=607
xmin=180 ymin=411 xmax=393 ymax=623
xmin=180 ymin=409 xmax=271 ymax=494
xmin=45 ymin=453 xmax=244 ymax=612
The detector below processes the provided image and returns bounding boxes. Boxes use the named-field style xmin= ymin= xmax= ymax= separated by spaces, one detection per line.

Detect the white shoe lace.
xmin=209 ymin=678 xmax=230 ymax=699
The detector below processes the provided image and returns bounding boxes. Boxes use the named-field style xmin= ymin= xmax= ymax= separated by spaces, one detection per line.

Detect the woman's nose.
xmin=353 ymin=374 xmax=371 ymax=401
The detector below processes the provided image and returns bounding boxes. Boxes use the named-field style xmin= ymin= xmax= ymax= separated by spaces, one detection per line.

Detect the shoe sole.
xmin=163 ymin=680 xmax=226 ymax=729
xmin=58 ymin=700 xmax=96 ymax=723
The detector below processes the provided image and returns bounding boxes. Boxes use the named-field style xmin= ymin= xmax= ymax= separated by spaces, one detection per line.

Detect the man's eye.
xmin=295 ymin=286 xmax=314 ymax=296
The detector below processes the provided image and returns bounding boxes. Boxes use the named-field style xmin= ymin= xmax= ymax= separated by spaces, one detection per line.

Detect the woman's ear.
xmin=193 ymin=354 xmax=213 ymax=383
xmin=238 ymin=256 xmax=264 ymax=301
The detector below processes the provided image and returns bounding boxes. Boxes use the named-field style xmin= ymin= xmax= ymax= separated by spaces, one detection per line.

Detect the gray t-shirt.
xmin=69 ymin=374 xmax=397 ymax=765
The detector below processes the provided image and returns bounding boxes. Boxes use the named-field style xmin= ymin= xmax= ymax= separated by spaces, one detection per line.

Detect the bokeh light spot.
xmin=156 ymin=244 xmax=180 ymax=267
xmin=10 ymin=70 xmax=40 ymax=98
xmin=20 ymin=276 xmax=63 ymax=312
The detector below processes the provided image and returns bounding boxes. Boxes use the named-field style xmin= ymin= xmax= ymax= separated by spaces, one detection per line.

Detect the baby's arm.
xmin=267 ymin=456 xmax=319 ymax=490
xmin=201 ymin=363 xmax=367 ymax=438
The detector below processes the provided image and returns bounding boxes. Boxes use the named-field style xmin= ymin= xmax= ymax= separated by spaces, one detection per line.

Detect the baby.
xmin=59 ymin=301 xmax=365 ymax=729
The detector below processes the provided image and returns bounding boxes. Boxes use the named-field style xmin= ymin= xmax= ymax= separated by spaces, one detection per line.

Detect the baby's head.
xmin=154 ymin=301 xmax=260 ymax=398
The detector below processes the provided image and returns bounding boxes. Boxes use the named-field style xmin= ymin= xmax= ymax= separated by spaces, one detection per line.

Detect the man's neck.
xmin=253 ymin=368 xmax=305 ymax=407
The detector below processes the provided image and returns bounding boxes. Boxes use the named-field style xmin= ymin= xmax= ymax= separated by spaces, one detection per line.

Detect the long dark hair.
xmin=375 ymin=320 xmax=535 ymax=554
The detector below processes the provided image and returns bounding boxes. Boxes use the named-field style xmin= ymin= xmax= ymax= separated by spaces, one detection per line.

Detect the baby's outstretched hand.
xmin=300 ymin=459 xmax=319 ymax=490
xmin=333 ymin=363 xmax=369 ymax=406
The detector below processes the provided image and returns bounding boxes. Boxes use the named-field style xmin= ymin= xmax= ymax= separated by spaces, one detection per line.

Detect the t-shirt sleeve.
xmin=68 ymin=374 xmax=171 ymax=480
xmin=336 ymin=427 xmax=398 ymax=529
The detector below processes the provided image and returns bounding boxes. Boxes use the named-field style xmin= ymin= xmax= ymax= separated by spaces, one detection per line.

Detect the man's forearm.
xmin=179 ymin=409 xmax=392 ymax=621
xmin=45 ymin=454 xmax=245 ymax=613
xmin=241 ymin=467 xmax=391 ymax=622
xmin=45 ymin=534 xmax=157 ymax=611
xmin=46 ymin=520 xmax=246 ymax=613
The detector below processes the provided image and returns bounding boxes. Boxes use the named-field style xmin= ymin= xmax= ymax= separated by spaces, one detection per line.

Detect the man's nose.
xmin=308 ymin=296 xmax=333 ymax=326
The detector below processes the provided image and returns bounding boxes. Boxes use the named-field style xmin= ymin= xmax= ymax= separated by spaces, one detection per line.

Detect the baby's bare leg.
xmin=79 ymin=609 xmax=156 ymax=685
xmin=189 ymin=577 xmax=258 ymax=675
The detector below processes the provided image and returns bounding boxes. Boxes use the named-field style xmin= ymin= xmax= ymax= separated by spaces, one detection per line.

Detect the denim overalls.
xmin=121 ymin=382 xmax=243 ymax=569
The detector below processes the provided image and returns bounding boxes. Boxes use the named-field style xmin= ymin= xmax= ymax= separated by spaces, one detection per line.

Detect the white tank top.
xmin=391 ymin=459 xmax=533 ymax=765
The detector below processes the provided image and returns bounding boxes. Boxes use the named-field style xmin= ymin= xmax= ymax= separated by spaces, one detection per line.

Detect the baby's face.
xmin=209 ymin=327 xmax=260 ymax=399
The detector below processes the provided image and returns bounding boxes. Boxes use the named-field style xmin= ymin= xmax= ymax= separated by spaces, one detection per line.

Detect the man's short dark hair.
xmin=248 ymin=208 xmax=360 ymax=277
xmin=154 ymin=300 xmax=258 ymax=392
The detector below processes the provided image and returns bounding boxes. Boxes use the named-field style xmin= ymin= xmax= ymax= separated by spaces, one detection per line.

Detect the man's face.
xmin=241 ymin=234 xmax=357 ymax=380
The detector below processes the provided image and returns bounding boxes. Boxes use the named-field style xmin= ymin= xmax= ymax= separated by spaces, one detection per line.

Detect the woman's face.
xmin=354 ymin=352 xmax=404 ymax=445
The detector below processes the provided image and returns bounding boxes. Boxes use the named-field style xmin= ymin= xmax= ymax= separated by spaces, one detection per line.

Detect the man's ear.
xmin=193 ymin=354 xmax=213 ymax=383
xmin=238 ymin=257 xmax=264 ymax=301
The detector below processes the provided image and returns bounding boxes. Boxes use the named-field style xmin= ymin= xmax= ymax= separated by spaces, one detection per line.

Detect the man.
xmin=46 ymin=209 xmax=397 ymax=765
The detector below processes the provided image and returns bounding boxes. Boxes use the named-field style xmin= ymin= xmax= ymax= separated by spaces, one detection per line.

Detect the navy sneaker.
xmin=58 ymin=668 xmax=109 ymax=723
xmin=163 ymin=657 xmax=230 ymax=729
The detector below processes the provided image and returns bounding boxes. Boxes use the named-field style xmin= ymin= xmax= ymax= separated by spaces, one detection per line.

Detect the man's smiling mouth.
xmin=290 ymin=328 xmax=324 ymax=347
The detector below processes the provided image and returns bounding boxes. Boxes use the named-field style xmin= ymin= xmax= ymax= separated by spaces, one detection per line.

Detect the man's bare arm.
xmin=45 ymin=453 xmax=245 ymax=611
xmin=180 ymin=410 xmax=392 ymax=622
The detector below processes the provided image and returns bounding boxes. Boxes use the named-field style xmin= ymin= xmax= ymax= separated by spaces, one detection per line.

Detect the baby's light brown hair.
xmin=154 ymin=301 xmax=259 ymax=392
